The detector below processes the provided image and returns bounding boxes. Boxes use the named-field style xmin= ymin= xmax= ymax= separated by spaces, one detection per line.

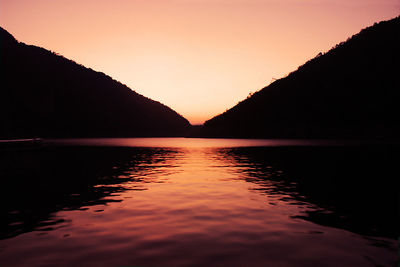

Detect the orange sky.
xmin=1 ymin=0 xmax=399 ymax=124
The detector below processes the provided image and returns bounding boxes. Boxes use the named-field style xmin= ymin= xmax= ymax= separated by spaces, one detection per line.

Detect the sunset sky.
xmin=1 ymin=0 xmax=398 ymax=124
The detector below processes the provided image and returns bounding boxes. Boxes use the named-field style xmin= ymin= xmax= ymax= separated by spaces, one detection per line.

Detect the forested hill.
xmin=0 ymin=27 xmax=190 ymax=139
xmin=201 ymin=17 xmax=400 ymax=139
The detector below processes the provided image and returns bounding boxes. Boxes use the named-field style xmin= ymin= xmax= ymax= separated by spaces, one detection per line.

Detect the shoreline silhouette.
xmin=1 ymin=17 xmax=399 ymax=140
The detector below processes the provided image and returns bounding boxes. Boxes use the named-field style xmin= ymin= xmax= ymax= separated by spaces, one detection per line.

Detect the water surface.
xmin=0 ymin=138 xmax=396 ymax=266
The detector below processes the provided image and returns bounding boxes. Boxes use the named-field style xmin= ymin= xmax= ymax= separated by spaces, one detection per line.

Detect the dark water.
xmin=0 ymin=138 xmax=397 ymax=266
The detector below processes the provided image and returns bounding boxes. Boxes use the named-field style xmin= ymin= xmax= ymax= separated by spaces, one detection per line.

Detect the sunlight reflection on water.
xmin=46 ymin=137 xmax=366 ymax=148
xmin=0 ymin=138 xmax=396 ymax=266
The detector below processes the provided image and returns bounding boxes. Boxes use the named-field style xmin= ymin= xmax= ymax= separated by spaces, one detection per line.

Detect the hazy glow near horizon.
xmin=1 ymin=0 xmax=398 ymax=124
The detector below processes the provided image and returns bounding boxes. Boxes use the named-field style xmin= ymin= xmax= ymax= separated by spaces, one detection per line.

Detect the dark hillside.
xmin=202 ymin=17 xmax=400 ymax=139
xmin=0 ymin=27 xmax=190 ymax=138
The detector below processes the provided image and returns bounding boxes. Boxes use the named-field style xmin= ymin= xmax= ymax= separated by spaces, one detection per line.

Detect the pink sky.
xmin=1 ymin=0 xmax=399 ymax=124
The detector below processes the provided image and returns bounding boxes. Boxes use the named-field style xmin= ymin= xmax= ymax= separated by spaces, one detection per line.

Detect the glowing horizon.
xmin=1 ymin=0 xmax=398 ymax=124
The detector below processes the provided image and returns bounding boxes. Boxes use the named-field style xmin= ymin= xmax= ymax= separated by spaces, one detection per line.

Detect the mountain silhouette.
xmin=0 ymin=27 xmax=190 ymax=139
xmin=200 ymin=17 xmax=400 ymax=139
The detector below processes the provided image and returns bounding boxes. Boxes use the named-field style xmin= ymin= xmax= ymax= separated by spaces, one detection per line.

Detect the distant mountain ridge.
xmin=0 ymin=27 xmax=190 ymax=138
xmin=201 ymin=17 xmax=400 ymax=139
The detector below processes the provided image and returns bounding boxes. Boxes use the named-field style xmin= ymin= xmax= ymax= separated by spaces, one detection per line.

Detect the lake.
xmin=0 ymin=138 xmax=397 ymax=266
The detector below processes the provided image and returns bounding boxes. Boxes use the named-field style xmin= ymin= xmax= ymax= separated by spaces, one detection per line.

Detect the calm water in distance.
xmin=46 ymin=137 xmax=371 ymax=148
xmin=0 ymin=138 xmax=396 ymax=266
